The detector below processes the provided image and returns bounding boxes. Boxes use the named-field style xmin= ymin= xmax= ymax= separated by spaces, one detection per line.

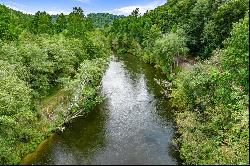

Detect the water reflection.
xmin=21 ymin=54 xmax=179 ymax=165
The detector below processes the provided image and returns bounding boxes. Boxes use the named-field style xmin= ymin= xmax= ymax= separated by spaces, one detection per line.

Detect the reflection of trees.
xmin=118 ymin=53 xmax=175 ymax=122
xmin=23 ymin=56 xmax=179 ymax=165
xmin=57 ymin=104 xmax=108 ymax=162
xmin=117 ymin=53 xmax=178 ymax=163
xmin=116 ymin=54 xmax=142 ymax=78
xmin=117 ymin=53 xmax=164 ymax=96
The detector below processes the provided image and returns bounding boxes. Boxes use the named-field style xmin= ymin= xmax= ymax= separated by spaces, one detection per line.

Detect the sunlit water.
xmin=21 ymin=54 xmax=180 ymax=165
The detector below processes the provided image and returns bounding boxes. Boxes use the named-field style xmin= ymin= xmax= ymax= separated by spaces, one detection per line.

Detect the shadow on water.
xmin=21 ymin=105 xmax=108 ymax=165
xmin=117 ymin=54 xmax=175 ymax=121
xmin=21 ymin=53 xmax=181 ymax=165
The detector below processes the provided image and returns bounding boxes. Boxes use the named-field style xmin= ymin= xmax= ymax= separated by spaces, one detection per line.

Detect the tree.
xmin=201 ymin=0 xmax=248 ymax=58
xmin=221 ymin=14 xmax=249 ymax=93
xmin=185 ymin=0 xmax=225 ymax=55
xmin=0 ymin=5 xmax=11 ymax=40
xmin=154 ymin=28 xmax=189 ymax=74
xmin=0 ymin=60 xmax=35 ymax=165
xmin=29 ymin=11 xmax=53 ymax=34
xmin=67 ymin=7 xmax=88 ymax=38
xmin=55 ymin=13 xmax=67 ymax=33
xmin=131 ymin=8 xmax=140 ymax=17
xmin=0 ymin=4 xmax=31 ymax=40
xmin=87 ymin=13 xmax=124 ymax=28
xmin=143 ymin=24 xmax=161 ymax=49
xmin=171 ymin=14 xmax=249 ymax=165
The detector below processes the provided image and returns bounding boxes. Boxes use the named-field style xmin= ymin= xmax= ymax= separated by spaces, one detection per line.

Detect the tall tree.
xmin=29 ymin=11 xmax=53 ymax=34
xmin=55 ymin=13 xmax=67 ymax=33
xmin=201 ymin=0 xmax=249 ymax=57
xmin=67 ymin=7 xmax=89 ymax=38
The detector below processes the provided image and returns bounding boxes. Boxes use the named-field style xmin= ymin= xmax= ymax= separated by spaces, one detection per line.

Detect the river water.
xmin=21 ymin=54 xmax=180 ymax=165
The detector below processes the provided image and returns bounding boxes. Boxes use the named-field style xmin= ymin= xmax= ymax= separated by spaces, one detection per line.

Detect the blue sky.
xmin=0 ymin=0 xmax=166 ymax=15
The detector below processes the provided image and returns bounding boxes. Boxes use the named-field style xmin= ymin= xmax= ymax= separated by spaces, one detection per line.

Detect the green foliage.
xmin=65 ymin=59 xmax=108 ymax=116
xmin=54 ymin=13 xmax=67 ymax=33
xmin=66 ymin=7 xmax=92 ymax=38
xmin=86 ymin=29 xmax=112 ymax=58
xmin=221 ymin=15 xmax=249 ymax=93
xmin=0 ymin=4 xmax=31 ymax=40
xmin=0 ymin=60 xmax=40 ymax=164
xmin=87 ymin=13 xmax=124 ymax=28
xmin=0 ymin=60 xmax=32 ymax=118
xmin=29 ymin=11 xmax=54 ymax=34
xmin=171 ymin=16 xmax=249 ymax=165
xmin=0 ymin=5 xmax=13 ymax=40
xmin=201 ymin=0 xmax=249 ymax=57
xmin=184 ymin=0 xmax=225 ymax=55
xmin=0 ymin=4 xmax=111 ymax=165
xmin=108 ymin=0 xmax=249 ymax=163
xmin=108 ymin=0 xmax=249 ymax=164
xmin=142 ymin=24 xmax=161 ymax=49
xmin=0 ymin=28 xmax=110 ymax=99
xmin=0 ymin=0 xmax=249 ymax=164
xmin=153 ymin=29 xmax=189 ymax=74
xmin=109 ymin=0 xmax=248 ymax=59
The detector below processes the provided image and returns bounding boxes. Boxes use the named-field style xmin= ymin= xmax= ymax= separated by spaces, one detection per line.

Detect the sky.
xmin=0 ymin=0 xmax=166 ymax=16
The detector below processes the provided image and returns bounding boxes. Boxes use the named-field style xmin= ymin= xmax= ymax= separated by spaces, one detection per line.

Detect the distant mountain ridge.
xmin=51 ymin=13 xmax=125 ymax=28
xmin=1 ymin=4 xmax=124 ymax=29
xmin=87 ymin=13 xmax=125 ymax=28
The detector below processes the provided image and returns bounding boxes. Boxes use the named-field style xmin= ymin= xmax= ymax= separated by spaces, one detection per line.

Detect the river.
xmin=21 ymin=54 xmax=180 ymax=165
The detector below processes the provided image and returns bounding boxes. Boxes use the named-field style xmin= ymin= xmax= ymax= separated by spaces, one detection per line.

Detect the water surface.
xmin=21 ymin=54 xmax=179 ymax=165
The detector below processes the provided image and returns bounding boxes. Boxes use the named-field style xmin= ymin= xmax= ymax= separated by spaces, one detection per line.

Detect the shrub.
xmin=154 ymin=28 xmax=189 ymax=74
xmin=171 ymin=15 xmax=249 ymax=165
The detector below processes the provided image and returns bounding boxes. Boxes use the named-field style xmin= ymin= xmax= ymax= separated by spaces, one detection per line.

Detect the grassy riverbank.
xmin=18 ymin=58 xmax=108 ymax=165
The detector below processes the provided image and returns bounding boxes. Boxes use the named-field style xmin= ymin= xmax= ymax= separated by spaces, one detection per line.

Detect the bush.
xmin=0 ymin=60 xmax=39 ymax=164
xmin=171 ymin=15 xmax=249 ymax=165
xmin=153 ymin=28 xmax=189 ymax=74
xmin=0 ymin=5 xmax=111 ymax=165
xmin=57 ymin=58 xmax=108 ymax=124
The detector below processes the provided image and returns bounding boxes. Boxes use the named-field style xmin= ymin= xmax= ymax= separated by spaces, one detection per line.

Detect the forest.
xmin=0 ymin=0 xmax=249 ymax=165
xmin=0 ymin=5 xmax=111 ymax=164
xmin=108 ymin=0 xmax=249 ymax=164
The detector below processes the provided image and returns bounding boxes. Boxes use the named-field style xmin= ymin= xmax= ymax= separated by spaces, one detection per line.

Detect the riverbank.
xmin=112 ymin=32 xmax=248 ymax=164
xmin=107 ymin=0 xmax=249 ymax=164
xmin=17 ymin=58 xmax=109 ymax=165
xmin=19 ymin=54 xmax=181 ymax=165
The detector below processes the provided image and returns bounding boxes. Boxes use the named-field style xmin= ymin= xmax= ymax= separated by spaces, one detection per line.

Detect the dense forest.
xmin=87 ymin=13 xmax=125 ymax=28
xmin=108 ymin=0 xmax=249 ymax=164
xmin=0 ymin=0 xmax=249 ymax=165
xmin=0 ymin=4 xmax=111 ymax=164
xmin=50 ymin=13 xmax=124 ymax=28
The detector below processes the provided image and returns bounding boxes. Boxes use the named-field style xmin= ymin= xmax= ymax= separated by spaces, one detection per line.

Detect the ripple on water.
xmin=21 ymin=55 xmax=179 ymax=165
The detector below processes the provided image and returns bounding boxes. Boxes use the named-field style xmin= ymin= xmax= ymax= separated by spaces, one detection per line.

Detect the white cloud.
xmin=3 ymin=1 xmax=70 ymax=15
xmin=76 ymin=0 xmax=90 ymax=3
xmin=6 ymin=1 xmax=27 ymax=8
xmin=5 ymin=5 xmax=33 ymax=14
xmin=3 ymin=1 xmax=33 ymax=14
xmin=107 ymin=0 xmax=166 ymax=16
xmin=46 ymin=6 xmax=71 ymax=15
xmin=47 ymin=10 xmax=70 ymax=15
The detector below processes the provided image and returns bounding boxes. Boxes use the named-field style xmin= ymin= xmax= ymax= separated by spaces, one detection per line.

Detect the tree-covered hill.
xmin=0 ymin=4 xmax=33 ymax=40
xmin=87 ymin=13 xmax=125 ymax=28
